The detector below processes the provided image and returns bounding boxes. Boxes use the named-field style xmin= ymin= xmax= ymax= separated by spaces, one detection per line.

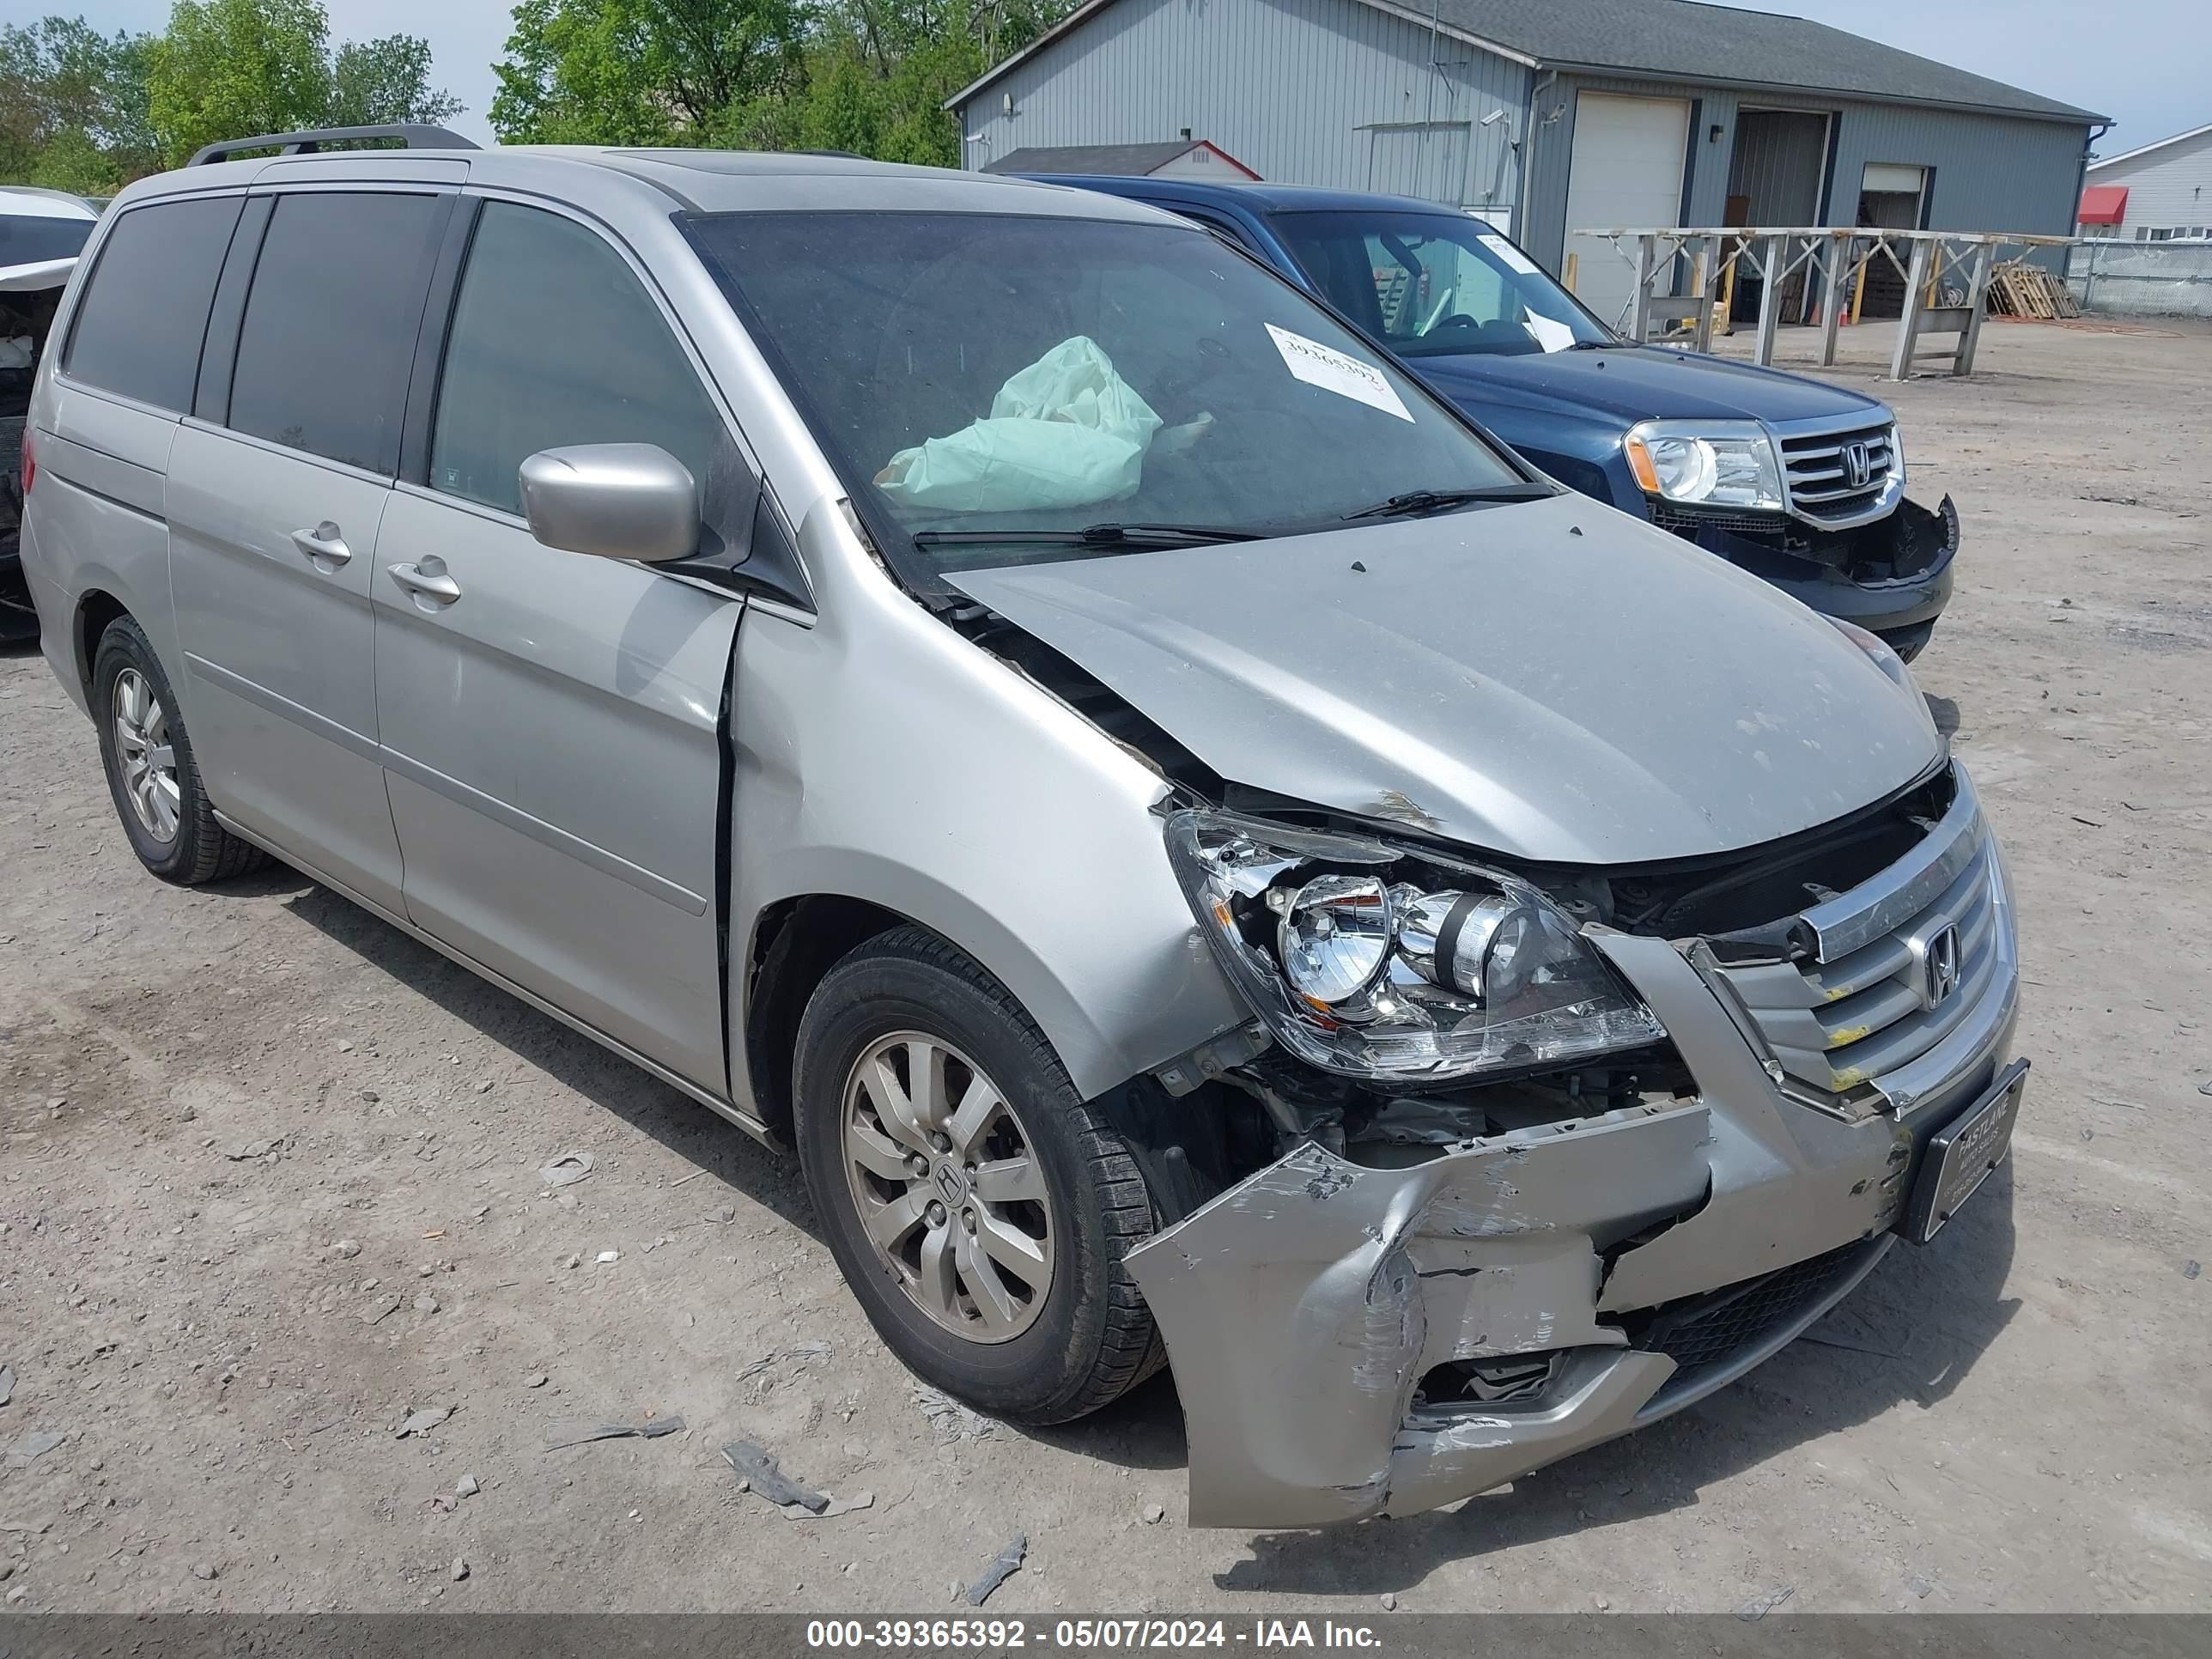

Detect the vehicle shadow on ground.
xmin=1019 ymin=1366 xmax=1192 ymax=1473
xmin=1205 ymin=1170 xmax=2020 ymax=1592
xmin=271 ymin=860 xmax=1197 ymax=1461
xmin=279 ymin=878 xmax=819 ymax=1236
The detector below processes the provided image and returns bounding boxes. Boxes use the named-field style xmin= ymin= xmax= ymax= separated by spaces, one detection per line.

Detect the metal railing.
xmin=1568 ymin=227 xmax=2079 ymax=379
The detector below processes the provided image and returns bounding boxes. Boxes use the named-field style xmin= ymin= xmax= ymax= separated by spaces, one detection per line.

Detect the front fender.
xmin=1439 ymin=398 xmax=1639 ymax=511
xmin=725 ymin=500 xmax=1249 ymax=1108
xmin=733 ymin=843 xmax=1242 ymax=1105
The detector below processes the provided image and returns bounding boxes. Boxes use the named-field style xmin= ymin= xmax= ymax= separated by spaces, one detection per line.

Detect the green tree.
xmin=489 ymin=0 xmax=1057 ymax=166
xmin=146 ymin=0 xmax=333 ymax=162
xmin=27 ymin=124 xmax=118 ymax=192
xmin=491 ymin=0 xmax=802 ymax=145
xmin=328 ymin=34 xmax=465 ymax=130
xmin=799 ymin=48 xmax=878 ymax=156
xmin=1 ymin=17 xmax=159 ymax=185
xmin=871 ymin=11 xmax=986 ymax=167
xmin=794 ymin=0 xmax=994 ymax=168
xmin=3 ymin=3 xmax=459 ymax=184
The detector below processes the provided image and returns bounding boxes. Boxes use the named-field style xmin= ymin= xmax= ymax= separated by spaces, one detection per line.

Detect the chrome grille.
xmin=1779 ymin=422 xmax=1897 ymax=523
xmin=1649 ymin=501 xmax=1799 ymax=542
xmin=1705 ymin=770 xmax=2014 ymax=1099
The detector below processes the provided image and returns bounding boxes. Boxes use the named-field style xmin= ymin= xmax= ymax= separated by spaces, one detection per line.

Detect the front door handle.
xmin=290 ymin=521 xmax=351 ymax=566
xmin=388 ymin=558 xmax=462 ymax=605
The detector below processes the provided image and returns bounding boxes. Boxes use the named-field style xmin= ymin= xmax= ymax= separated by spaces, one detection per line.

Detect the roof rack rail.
xmin=186 ymin=124 xmax=480 ymax=167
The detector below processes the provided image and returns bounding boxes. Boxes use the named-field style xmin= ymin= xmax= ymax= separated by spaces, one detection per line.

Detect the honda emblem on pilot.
xmin=1842 ymin=441 xmax=1875 ymax=490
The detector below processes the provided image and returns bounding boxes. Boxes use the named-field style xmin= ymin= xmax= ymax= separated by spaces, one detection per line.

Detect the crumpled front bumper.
xmin=1127 ymin=926 xmax=2018 ymax=1529
xmin=1686 ymin=495 xmax=1959 ymax=651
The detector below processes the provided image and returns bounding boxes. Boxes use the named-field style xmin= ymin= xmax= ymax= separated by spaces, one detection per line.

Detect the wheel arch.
xmin=742 ymin=893 xmax=913 ymax=1142
xmin=743 ymin=878 xmax=1118 ymax=1140
xmin=736 ymin=863 xmax=1181 ymax=1142
xmin=74 ymin=587 xmax=131 ymax=700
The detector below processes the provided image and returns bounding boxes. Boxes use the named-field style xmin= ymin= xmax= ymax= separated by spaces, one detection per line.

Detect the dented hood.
xmin=947 ymin=494 xmax=1942 ymax=864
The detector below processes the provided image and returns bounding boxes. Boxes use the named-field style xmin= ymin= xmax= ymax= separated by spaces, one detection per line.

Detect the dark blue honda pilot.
xmin=1037 ymin=176 xmax=1957 ymax=660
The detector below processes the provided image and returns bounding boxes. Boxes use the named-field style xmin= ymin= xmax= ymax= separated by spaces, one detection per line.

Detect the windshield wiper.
xmin=911 ymin=521 xmax=1262 ymax=550
xmin=1341 ymin=482 xmax=1557 ymax=522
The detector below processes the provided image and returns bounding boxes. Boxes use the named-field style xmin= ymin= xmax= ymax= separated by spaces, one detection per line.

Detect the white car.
xmin=3 ymin=185 xmax=100 ymax=639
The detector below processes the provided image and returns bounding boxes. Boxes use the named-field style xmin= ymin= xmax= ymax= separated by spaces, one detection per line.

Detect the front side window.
xmin=229 ymin=191 xmax=446 ymax=473
xmin=1273 ymin=210 xmax=1610 ymax=358
xmin=685 ymin=210 xmax=1528 ymax=576
xmin=430 ymin=202 xmax=733 ymax=526
xmin=63 ymin=196 xmax=241 ymax=412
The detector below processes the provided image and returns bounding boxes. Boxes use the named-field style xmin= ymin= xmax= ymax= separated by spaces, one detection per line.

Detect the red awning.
xmin=2078 ymin=185 xmax=2129 ymax=225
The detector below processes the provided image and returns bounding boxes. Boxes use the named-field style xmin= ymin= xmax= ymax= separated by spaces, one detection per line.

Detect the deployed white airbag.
xmin=876 ymin=335 xmax=1164 ymax=513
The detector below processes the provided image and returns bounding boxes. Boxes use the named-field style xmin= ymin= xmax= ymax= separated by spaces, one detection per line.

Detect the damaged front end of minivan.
xmin=1119 ymin=766 xmax=2020 ymax=1529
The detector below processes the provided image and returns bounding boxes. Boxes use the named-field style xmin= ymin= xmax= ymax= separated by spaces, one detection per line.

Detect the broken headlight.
xmin=1164 ymin=810 xmax=1665 ymax=1082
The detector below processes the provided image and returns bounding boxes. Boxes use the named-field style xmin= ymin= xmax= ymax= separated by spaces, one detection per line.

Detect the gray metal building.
xmin=948 ymin=0 xmax=2106 ymax=323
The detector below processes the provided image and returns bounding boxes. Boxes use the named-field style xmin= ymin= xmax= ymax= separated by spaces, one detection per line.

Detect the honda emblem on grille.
xmin=1917 ymin=924 xmax=1962 ymax=1010
xmin=1841 ymin=441 xmax=1875 ymax=490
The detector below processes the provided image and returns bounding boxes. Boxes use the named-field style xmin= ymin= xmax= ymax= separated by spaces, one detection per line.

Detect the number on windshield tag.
xmin=1264 ymin=324 xmax=1413 ymax=422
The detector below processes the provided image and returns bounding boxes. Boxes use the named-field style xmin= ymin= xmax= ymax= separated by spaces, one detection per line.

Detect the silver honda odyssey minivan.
xmin=18 ymin=130 xmax=2026 ymax=1528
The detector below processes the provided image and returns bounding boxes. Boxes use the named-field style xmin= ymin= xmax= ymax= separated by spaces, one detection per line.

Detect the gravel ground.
xmin=2 ymin=316 xmax=2209 ymax=1615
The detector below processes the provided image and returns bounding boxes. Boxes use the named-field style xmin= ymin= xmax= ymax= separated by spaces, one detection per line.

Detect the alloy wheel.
xmin=840 ymin=1031 xmax=1055 ymax=1344
xmin=112 ymin=667 xmax=180 ymax=843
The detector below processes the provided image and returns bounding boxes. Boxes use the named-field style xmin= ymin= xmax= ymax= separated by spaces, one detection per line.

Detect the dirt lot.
xmin=3 ymin=317 xmax=2209 ymax=1616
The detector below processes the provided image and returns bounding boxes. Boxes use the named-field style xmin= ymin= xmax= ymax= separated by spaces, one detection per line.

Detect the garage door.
xmin=1563 ymin=92 xmax=1690 ymax=331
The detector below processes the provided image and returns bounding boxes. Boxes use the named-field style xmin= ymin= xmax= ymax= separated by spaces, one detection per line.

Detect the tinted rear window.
xmin=64 ymin=197 xmax=241 ymax=412
xmin=228 ymin=191 xmax=445 ymax=473
xmin=1 ymin=211 xmax=95 ymax=268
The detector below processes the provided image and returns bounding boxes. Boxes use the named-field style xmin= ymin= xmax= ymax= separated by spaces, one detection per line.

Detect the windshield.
xmin=684 ymin=210 xmax=1526 ymax=572
xmin=1273 ymin=210 xmax=1612 ymax=358
xmin=0 ymin=211 xmax=94 ymax=271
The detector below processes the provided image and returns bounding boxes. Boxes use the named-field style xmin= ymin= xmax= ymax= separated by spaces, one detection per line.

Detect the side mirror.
xmin=518 ymin=444 xmax=699 ymax=564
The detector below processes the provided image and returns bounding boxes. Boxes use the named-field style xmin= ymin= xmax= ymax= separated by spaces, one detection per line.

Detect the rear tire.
xmin=92 ymin=616 xmax=267 ymax=884
xmin=793 ymin=925 xmax=1163 ymax=1425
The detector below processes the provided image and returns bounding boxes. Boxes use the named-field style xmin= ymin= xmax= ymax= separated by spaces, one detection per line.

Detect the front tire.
xmin=92 ymin=617 xmax=266 ymax=884
xmin=793 ymin=926 xmax=1162 ymax=1425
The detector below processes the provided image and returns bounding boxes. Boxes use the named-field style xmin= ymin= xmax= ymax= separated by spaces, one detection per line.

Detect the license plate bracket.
xmin=1899 ymin=1057 xmax=2029 ymax=1245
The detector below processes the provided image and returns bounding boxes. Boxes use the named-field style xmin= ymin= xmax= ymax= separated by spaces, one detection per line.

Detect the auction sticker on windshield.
xmin=1264 ymin=324 xmax=1412 ymax=422
xmin=1478 ymin=233 xmax=1541 ymax=276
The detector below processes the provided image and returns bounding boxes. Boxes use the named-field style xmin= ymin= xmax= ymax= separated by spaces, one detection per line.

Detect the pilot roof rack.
xmin=186 ymin=124 xmax=480 ymax=167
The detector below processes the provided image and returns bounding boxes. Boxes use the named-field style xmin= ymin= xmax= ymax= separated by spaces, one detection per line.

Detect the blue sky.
xmin=64 ymin=0 xmax=2204 ymax=155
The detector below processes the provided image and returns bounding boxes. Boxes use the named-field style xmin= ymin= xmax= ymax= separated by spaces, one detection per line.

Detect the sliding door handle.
xmin=290 ymin=521 xmax=351 ymax=565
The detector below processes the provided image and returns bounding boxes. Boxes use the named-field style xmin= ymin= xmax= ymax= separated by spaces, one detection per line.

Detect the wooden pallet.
xmin=1986 ymin=260 xmax=2081 ymax=320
